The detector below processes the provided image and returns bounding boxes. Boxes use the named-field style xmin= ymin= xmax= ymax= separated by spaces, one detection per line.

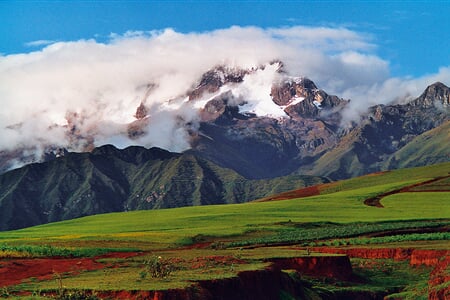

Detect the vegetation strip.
xmin=0 ymin=244 xmax=138 ymax=258
xmin=228 ymin=220 xmax=450 ymax=248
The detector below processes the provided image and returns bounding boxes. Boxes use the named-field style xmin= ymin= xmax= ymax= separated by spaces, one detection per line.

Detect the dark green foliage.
xmin=0 ymin=243 xmax=136 ymax=257
xmin=0 ymin=145 xmax=327 ymax=231
xmin=229 ymin=220 xmax=450 ymax=247
xmin=141 ymin=256 xmax=176 ymax=278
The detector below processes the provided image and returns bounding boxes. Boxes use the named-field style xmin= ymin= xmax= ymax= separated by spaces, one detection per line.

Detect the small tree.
xmin=142 ymin=256 xmax=174 ymax=278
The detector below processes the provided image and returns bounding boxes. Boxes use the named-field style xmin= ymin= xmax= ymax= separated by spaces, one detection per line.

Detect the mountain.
xmin=187 ymin=67 xmax=449 ymax=179
xmin=186 ymin=63 xmax=349 ymax=179
xmin=0 ymin=63 xmax=448 ymax=181
xmin=297 ymin=82 xmax=450 ymax=179
xmin=383 ymin=120 xmax=450 ymax=169
xmin=0 ymin=145 xmax=327 ymax=231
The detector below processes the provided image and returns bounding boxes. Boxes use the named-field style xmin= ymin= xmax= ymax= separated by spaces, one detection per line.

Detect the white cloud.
xmin=25 ymin=39 xmax=58 ymax=47
xmin=0 ymin=26 xmax=449 ymax=164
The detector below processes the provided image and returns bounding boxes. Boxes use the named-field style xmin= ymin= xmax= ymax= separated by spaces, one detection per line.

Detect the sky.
xmin=1 ymin=1 xmax=449 ymax=77
xmin=0 ymin=1 xmax=449 ymax=164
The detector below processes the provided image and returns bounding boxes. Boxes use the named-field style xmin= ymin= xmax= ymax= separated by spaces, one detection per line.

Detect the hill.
xmin=257 ymin=161 xmax=450 ymax=202
xmin=2 ymin=162 xmax=448 ymax=243
xmin=0 ymin=162 xmax=448 ymax=299
xmin=0 ymin=145 xmax=327 ymax=231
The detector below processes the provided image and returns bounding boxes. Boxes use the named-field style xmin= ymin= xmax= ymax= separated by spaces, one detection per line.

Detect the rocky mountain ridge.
xmin=0 ymin=63 xmax=448 ymax=181
xmin=185 ymin=65 xmax=449 ymax=179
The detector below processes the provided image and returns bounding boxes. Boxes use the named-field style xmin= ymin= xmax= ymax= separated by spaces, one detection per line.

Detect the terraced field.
xmin=0 ymin=162 xmax=449 ymax=299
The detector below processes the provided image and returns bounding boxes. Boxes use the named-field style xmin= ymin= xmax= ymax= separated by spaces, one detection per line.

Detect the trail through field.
xmin=0 ymin=252 xmax=140 ymax=287
xmin=364 ymin=175 xmax=450 ymax=208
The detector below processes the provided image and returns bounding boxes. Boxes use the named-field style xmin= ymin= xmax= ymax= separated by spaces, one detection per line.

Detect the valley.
xmin=0 ymin=163 xmax=448 ymax=299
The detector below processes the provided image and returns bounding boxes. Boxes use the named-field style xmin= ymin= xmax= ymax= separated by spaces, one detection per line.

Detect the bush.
xmin=141 ymin=256 xmax=175 ymax=279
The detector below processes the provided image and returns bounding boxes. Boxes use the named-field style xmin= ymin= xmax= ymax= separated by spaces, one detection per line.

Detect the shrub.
xmin=142 ymin=256 xmax=175 ymax=278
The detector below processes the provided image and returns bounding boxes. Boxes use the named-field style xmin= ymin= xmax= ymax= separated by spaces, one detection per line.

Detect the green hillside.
xmin=0 ymin=145 xmax=327 ymax=231
xmin=1 ymin=162 xmax=448 ymax=249
xmin=384 ymin=120 xmax=450 ymax=169
xmin=0 ymin=163 xmax=448 ymax=299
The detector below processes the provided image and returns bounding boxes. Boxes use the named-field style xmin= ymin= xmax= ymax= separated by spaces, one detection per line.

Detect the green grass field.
xmin=1 ymin=182 xmax=448 ymax=248
xmin=0 ymin=162 xmax=449 ymax=299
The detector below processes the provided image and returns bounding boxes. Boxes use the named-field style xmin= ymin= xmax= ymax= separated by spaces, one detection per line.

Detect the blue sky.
xmin=1 ymin=0 xmax=449 ymax=77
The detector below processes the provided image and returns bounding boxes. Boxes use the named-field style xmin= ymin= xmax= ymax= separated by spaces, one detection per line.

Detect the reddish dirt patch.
xmin=310 ymin=247 xmax=448 ymax=266
xmin=0 ymin=257 xmax=103 ymax=286
xmin=181 ymin=241 xmax=212 ymax=249
xmin=0 ymin=252 xmax=141 ymax=287
xmin=270 ymin=255 xmax=353 ymax=281
xmin=429 ymin=254 xmax=450 ymax=300
xmin=258 ymin=185 xmax=321 ymax=202
xmin=95 ymin=289 xmax=191 ymax=300
xmin=410 ymin=249 xmax=449 ymax=266
xmin=364 ymin=171 xmax=390 ymax=177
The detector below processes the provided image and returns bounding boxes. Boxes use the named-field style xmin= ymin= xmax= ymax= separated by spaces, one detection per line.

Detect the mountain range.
xmin=0 ymin=62 xmax=448 ymax=230
xmin=0 ymin=145 xmax=327 ymax=230
xmin=187 ymin=65 xmax=449 ymax=179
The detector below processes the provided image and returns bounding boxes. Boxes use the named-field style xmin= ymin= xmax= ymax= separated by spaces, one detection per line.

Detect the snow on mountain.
xmin=280 ymin=97 xmax=305 ymax=110
xmin=0 ymin=60 xmax=366 ymax=172
xmin=231 ymin=63 xmax=288 ymax=118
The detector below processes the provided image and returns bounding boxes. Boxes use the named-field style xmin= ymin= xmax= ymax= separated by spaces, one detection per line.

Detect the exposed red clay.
xmin=0 ymin=251 xmax=141 ymax=287
xmin=181 ymin=241 xmax=212 ymax=249
xmin=95 ymin=289 xmax=192 ymax=300
xmin=310 ymin=247 xmax=448 ymax=265
xmin=428 ymin=255 xmax=450 ymax=300
xmin=258 ymin=185 xmax=321 ymax=202
xmin=269 ymin=255 xmax=353 ymax=281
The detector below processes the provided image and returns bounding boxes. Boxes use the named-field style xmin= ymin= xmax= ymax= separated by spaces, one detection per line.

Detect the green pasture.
xmin=0 ymin=178 xmax=448 ymax=249
xmin=0 ymin=163 xmax=448 ymax=298
xmin=318 ymin=161 xmax=450 ymax=194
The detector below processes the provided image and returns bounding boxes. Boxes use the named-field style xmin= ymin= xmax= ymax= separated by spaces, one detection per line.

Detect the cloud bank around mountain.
xmin=0 ymin=26 xmax=448 ymax=161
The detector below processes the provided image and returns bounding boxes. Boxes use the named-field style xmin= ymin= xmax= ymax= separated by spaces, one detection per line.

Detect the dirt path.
xmin=364 ymin=175 xmax=450 ymax=208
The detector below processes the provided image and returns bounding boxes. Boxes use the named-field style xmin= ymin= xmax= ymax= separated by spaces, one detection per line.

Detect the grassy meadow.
xmin=0 ymin=162 xmax=448 ymax=298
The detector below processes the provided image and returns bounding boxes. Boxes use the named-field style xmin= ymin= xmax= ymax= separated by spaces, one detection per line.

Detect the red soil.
xmin=428 ymin=255 xmax=450 ymax=300
xmin=310 ymin=247 xmax=448 ymax=265
xmin=269 ymin=255 xmax=353 ymax=280
xmin=95 ymin=289 xmax=191 ymax=300
xmin=258 ymin=185 xmax=321 ymax=202
xmin=181 ymin=241 xmax=212 ymax=249
xmin=0 ymin=252 xmax=140 ymax=287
